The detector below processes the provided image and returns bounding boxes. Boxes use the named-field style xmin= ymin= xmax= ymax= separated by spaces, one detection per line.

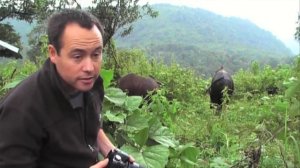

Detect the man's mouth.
xmin=80 ymin=76 xmax=95 ymax=84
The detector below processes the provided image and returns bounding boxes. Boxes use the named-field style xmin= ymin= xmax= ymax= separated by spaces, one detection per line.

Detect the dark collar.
xmin=48 ymin=58 xmax=84 ymax=109
xmin=69 ymin=92 xmax=84 ymax=109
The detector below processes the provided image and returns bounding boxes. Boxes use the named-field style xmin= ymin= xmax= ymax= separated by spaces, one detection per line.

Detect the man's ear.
xmin=48 ymin=44 xmax=57 ymax=64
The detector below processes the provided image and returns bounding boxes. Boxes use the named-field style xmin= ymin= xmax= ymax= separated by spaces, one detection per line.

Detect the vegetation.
xmin=1 ymin=45 xmax=300 ymax=167
xmin=295 ymin=13 xmax=300 ymax=42
xmin=0 ymin=23 xmax=21 ymax=49
xmin=1 ymin=1 xmax=299 ymax=167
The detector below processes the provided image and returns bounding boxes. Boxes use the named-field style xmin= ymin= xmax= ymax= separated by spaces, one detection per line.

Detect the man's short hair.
xmin=47 ymin=9 xmax=104 ymax=54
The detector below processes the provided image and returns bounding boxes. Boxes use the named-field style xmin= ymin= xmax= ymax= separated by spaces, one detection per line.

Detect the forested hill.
xmin=115 ymin=4 xmax=294 ymax=76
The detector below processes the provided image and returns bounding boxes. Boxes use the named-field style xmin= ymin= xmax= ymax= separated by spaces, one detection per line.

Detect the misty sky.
xmin=139 ymin=0 xmax=299 ymax=54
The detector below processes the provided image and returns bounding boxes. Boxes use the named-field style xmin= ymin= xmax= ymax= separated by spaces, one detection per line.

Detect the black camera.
xmin=107 ymin=149 xmax=144 ymax=168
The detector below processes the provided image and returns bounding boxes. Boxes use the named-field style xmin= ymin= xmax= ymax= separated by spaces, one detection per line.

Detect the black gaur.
xmin=117 ymin=73 xmax=160 ymax=104
xmin=209 ymin=67 xmax=234 ymax=112
xmin=266 ymin=85 xmax=278 ymax=95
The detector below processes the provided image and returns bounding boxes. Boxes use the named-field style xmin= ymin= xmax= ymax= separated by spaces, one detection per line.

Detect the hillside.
xmin=3 ymin=4 xmax=294 ymax=76
xmin=115 ymin=4 xmax=294 ymax=76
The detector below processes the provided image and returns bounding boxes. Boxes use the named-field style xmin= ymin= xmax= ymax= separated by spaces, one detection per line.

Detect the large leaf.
xmin=121 ymin=145 xmax=169 ymax=168
xmin=285 ymin=78 xmax=300 ymax=98
xmin=124 ymin=112 xmax=149 ymax=132
xmin=210 ymin=157 xmax=231 ymax=167
xmin=104 ymin=110 xmax=126 ymax=123
xmin=134 ymin=127 xmax=149 ymax=148
xmin=100 ymin=69 xmax=114 ymax=88
xmin=179 ymin=145 xmax=200 ymax=168
xmin=104 ymin=87 xmax=127 ymax=106
xmin=149 ymin=119 xmax=178 ymax=148
xmin=1 ymin=75 xmax=26 ymax=91
xmin=125 ymin=96 xmax=143 ymax=112
xmin=1 ymin=80 xmax=22 ymax=90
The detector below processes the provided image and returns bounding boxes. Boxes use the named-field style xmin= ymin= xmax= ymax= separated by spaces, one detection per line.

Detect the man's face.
xmin=49 ymin=23 xmax=103 ymax=92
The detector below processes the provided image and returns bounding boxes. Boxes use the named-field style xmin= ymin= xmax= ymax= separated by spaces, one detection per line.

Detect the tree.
xmin=0 ymin=23 xmax=22 ymax=59
xmin=90 ymin=0 xmax=158 ymax=46
xmin=32 ymin=0 xmax=82 ymax=22
xmin=0 ymin=0 xmax=36 ymax=58
xmin=0 ymin=23 xmax=21 ymax=47
xmin=0 ymin=0 xmax=82 ymax=22
xmin=25 ymin=0 xmax=81 ymax=62
xmin=26 ymin=23 xmax=47 ymax=63
xmin=89 ymin=0 xmax=158 ymax=73
xmin=0 ymin=0 xmax=36 ymax=22
xmin=295 ymin=12 xmax=300 ymax=43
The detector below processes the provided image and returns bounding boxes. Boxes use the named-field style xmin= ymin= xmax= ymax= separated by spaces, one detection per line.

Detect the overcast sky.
xmin=139 ymin=0 xmax=300 ymax=54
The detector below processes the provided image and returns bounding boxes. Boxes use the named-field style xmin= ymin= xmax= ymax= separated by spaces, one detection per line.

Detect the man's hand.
xmin=129 ymin=155 xmax=135 ymax=163
xmin=90 ymin=158 xmax=109 ymax=168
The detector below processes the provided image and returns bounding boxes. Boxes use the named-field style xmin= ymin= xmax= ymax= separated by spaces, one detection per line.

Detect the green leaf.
xmin=104 ymin=88 xmax=127 ymax=106
xmin=149 ymin=119 xmax=177 ymax=148
xmin=121 ymin=145 xmax=169 ymax=168
xmin=1 ymin=80 xmax=22 ymax=90
xmin=125 ymin=112 xmax=149 ymax=132
xmin=134 ymin=127 xmax=149 ymax=148
xmin=172 ymin=142 xmax=196 ymax=156
xmin=1 ymin=75 xmax=26 ymax=91
xmin=100 ymin=69 xmax=114 ymax=88
xmin=210 ymin=157 xmax=230 ymax=167
xmin=104 ymin=110 xmax=126 ymax=123
xmin=125 ymin=96 xmax=143 ymax=112
xmin=179 ymin=146 xmax=200 ymax=168
xmin=285 ymin=79 xmax=300 ymax=98
xmin=274 ymin=100 xmax=289 ymax=112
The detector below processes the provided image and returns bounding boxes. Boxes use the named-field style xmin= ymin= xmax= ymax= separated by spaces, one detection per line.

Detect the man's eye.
xmin=72 ymin=54 xmax=82 ymax=60
xmin=92 ymin=52 xmax=102 ymax=58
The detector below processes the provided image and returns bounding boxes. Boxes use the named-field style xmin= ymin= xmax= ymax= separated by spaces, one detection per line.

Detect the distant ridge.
xmin=115 ymin=4 xmax=293 ymax=75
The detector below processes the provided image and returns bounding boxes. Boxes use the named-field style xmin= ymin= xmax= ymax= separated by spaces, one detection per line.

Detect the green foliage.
xmin=1 ymin=47 xmax=300 ymax=167
xmin=286 ymin=56 xmax=300 ymax=100
xmin=0 ymin=23 xmax=22 ymax=59
xmin=0 ymin=23 xmax=21 ymax=48
xmin=102 ymin=48 xmax=300 ymax=167
xmin=0 ymin=59 xmax=37 ymax=96
xmin=0 ymin=0 xmax=83 ymax=60
xmin=100 ymin=69 xmax=114 ymax=89
xmin=103 ymin=48 xmax=153 ymax=77
xmin=101 ymin=83 xmax=199 ymax=168
xmin=234 ymin=61 xmax=292 ymax=96
xmin=295 ymin=13 xmax=300 ymax=42
xmin=26 ymin=23 xmax=46 ymax=62
xmin=32 ymin=35 xmax=49 ymax=67
xmin=0 ymin=0 xmax=36 ymax=22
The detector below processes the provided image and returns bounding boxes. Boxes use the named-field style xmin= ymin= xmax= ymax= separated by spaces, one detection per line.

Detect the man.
xmin=0 ymin=9 xmax=116 ymax=168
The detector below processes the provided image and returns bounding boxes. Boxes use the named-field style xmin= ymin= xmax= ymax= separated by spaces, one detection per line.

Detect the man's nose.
xmin=82 ymin=58 xmax=94 ymax=72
